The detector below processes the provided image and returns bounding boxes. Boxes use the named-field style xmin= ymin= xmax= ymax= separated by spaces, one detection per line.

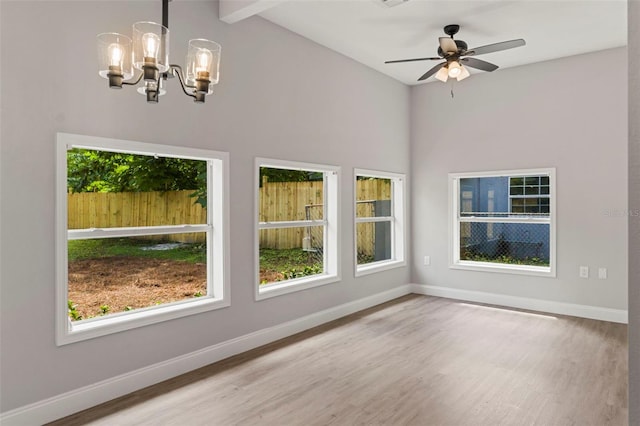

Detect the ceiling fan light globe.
xmin=456 ymin=65 xmax=470 ymax=81
xmin=447 ymin=61 xmax=462 ymax=78
xmin=435 ymin=66 xmax=449 ymax=82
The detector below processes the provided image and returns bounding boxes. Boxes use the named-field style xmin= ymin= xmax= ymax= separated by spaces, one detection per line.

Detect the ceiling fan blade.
xmin=439 ymin=37 xmax=458 ymax=54
xmin=385 ymin=57 xmax=441 ymax=64
xmin=461 ymin=57 xmax=499 ymax=72
xmin=418 ymin=62 xmax=446 ymax=81
xmin=464 ymin=39 xmax=525 ymax=56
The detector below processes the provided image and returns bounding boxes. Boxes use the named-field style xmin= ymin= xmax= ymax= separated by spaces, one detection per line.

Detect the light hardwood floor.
xmin=49 ymin=295 xmax=628 ymax=425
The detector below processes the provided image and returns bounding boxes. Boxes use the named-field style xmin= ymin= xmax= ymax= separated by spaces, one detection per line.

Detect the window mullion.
xmin=68 ymin=224 xmax=212 ymax=240
xmin=258 ymin=220 xmax=326 ymax=230
xmin=355 ymin=216 xmax=394 ymax=224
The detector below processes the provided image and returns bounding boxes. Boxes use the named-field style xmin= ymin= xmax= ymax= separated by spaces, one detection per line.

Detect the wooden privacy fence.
xmin=259 ymin=179 xmax=391 ymax=255
xmin=67 ymin=190 xmax=207 ymax=243
xmin=68 ymin=180 xmax=391 ymax=250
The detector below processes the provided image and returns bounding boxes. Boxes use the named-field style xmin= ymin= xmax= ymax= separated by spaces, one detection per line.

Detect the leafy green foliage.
xmin=461 ymin=251 xmax=549 ymax=266
xmin=67 ymin=148 xmax=207 ymax=207
xmin=259 ymin=248 xmax=323 ymax=284
xmin=68 ymin=300 xmax=82 ymax=321
xmin=281 ymin=264 xmax=322 ymax=280
xmin=259 ymin=167 xmax=322 ymax=185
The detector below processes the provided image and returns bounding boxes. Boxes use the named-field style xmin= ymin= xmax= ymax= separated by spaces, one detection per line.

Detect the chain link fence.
xmin=460 ymin=219 xmax=550 ymax=266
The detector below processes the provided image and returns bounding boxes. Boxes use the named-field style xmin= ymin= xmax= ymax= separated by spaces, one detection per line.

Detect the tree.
xmin=67 ymin=148 xmax=207 ymax=206
xmin=259 ymin=167 xmax=322 ymax=185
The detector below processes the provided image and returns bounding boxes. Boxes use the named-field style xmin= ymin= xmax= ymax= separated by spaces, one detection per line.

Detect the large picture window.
xmin=56 ymin=133 xmax=229 ymax=345
xmin=450 ymin=168 xmax=556 ymax=276
xmin=256 ymin=158 xmax=340 ymax=299
xmin=354 ymin=169 xmax=406 ymax=276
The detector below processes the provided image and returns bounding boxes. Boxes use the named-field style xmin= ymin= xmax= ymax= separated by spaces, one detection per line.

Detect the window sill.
xmin=355 ymin=259 xmax=406 ymax=277
xmin=57 ymin=296 xmax=229 ymax=346
xmin=450 ymin=260 xmax=555 ymax=277
xmin=256 ymin=273 xmax=340 ymax=300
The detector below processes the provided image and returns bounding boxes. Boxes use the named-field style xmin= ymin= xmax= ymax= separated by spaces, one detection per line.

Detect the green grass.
xmin=68 ymin=238 xmax=206 ymax=263
xmin=259 ymin=248 xmax=321 ymax=272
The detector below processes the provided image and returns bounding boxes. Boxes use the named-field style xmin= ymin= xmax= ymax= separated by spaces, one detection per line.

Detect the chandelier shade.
xmin=132 ymin=22 xmax=169 ymax=75
xmin=97 ymin=33 xmax=133 ymax=82
xmin=185 ymin=39 xmax=221 ymax=95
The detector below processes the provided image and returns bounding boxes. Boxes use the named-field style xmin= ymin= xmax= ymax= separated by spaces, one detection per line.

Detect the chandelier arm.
xmin=121 ymin=73 xmax=144 ymax=86
xmin=170 ymin=65 xmax=198 ymax=100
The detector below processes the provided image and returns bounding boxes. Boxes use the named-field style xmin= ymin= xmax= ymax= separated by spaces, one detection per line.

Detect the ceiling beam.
xmin=219 ymin=0 xmax=286 ymax=24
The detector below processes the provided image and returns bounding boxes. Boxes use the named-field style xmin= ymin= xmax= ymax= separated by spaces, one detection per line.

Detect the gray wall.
xmin=629 ymin=1 xmax=639 ymax=424
xmin=411 ymin=48 xmax=628 ymax=310
xmin=0 ymin=1 xmax=410 ymax=412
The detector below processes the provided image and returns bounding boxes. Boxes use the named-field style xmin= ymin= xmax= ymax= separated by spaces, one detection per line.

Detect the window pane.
xmin=524 ymin=186 xmax=540 ymax=195
xmin=540 ymin=176 xmax=550 ymax=185
xmin=510 ymin=186 xmax=524 ymax=196
xmin=540 ymin=186 xmax=550 ymax=195
xmin=67 ymin=149 xmax=207 ymax=229
xmin=510 ymin=177 xmax=524 ymax=186
xmin=356 ymin=221 xmax=392 ymax=265
xmin=355 ymin=177 xmax=391 ymax=218
xmin=67 ymin=233 xmax=207 ymax=321
xmin=259 ymin=167 xmax=324 ymax=222
xmin=459 ymin=222 xmax=550 ymax=266
xmin=259 ymin=226 xmax=323 ymax=284
xmin=524 ymin=176 xmax=540 ymax=185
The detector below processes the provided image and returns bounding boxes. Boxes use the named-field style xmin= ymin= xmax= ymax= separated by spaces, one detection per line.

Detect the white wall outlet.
xmin=598 ymin=268 xmax=607 ymax=279
xmin=423 ymin=256 xmax=431 ymax=266
xmin=579 ymin=266 xmax=589 ymax=278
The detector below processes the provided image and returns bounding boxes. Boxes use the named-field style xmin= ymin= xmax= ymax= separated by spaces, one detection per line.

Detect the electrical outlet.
xmin=423 ymin=256 xmax=431 ymax=266
xmin=579 ymin=266 xmax=589 ymax=279
xmin=598 ymin=268 xmax=607 ymax=279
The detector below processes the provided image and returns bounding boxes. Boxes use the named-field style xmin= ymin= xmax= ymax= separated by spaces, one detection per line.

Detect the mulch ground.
xmin=68 ymin=257 xmax=282 ymax=320
xmin=68 ymin=257 xmax=206 ymax=320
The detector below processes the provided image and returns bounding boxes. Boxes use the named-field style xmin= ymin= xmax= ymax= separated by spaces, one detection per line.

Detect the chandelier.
xmin=97 ymin=0 xmax=221 ymax=104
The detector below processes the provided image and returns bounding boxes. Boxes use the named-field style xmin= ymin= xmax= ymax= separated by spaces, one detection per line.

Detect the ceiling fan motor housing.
xmin=437 ymin=40 xmax=467 ymax=57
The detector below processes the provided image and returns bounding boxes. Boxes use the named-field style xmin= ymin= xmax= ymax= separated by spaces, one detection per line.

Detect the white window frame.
xmin=56 ymin=133 xmax=230 ymax=345
xmin=255 ymin=158 xmax=340 ymax=300
xmin=449 ymin=168 xmax=556 ymax=277
xmin=354 ymin=169 xmax=406 ymax=277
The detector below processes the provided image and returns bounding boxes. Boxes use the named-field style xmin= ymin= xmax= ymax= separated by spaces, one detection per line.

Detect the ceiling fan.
xmin=385 ymin=24 xmax=526 ymax=82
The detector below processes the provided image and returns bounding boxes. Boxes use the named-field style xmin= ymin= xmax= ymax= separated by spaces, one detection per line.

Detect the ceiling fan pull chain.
xmin=451 ymin=81 xmax=455 ymax=98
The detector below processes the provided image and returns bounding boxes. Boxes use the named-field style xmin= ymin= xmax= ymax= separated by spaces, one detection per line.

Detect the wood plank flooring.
xmin=49 ymin=295 xmax=628 ymax=425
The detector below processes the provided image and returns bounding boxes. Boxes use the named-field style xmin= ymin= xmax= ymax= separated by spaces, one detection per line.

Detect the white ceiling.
xmin=223 ymin=0 xmax=627 ymax=85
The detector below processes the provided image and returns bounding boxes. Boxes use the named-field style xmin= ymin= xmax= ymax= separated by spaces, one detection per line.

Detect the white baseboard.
xmin=1 ymin=282 xmax=627 ymax=425
xmin=411 ymin=284 xmax=628 ymax=324
xmin=0 ymin=285 xmax=412 ymax=426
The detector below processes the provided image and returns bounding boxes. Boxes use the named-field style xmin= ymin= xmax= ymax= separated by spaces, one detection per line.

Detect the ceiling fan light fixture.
xmin=456 ymin=65 xmax=470 ymax=81
xmin=447 ymin=61 xmax=462 ymax=78
xmin=435 ymin=66 xmax=449 ymax=82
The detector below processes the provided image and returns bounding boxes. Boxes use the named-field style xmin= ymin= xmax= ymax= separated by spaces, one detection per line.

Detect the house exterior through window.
xmin=450 ymin=168 xmax=556 ymax=277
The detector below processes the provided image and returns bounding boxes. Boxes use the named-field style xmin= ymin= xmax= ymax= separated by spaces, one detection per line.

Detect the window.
xmin=354 ymin=169 xmax=406 ymax=276
xmin=509 ymin=175 xmax=550 ymax=214
xmin=450 ymin=168 xmax=556 ymax=276
xmin=56 ymin=133 xmax=229 ymax=345
xmin=256 ymin=158 xmax=340 ymax=299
